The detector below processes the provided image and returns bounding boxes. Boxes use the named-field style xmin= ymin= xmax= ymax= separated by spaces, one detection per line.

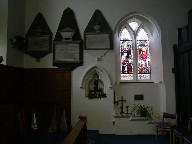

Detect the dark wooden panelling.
xmin=0 ymin=65 xmax=24 ymax=144
xmin=189 ymin=51 xmax=192 ymax=116
xmin=188 ymin=9 xmax=192 ymax=41
xmin=24 ymin=68 xmax=71 ymax=131
xmin=0 ymin=65 xmax=72 ymax=143
xmin=174 ymin=9 xmax=192 ymax=127
xmin=0 ymin=64 xmax=24 ymax=105
xmin=0 ymin=105 xmax=20 ymax=144
xmin=183 ymin=53 xmax=191 ymax=115
xmin=178 ymin=54 xmax=184 ymax=112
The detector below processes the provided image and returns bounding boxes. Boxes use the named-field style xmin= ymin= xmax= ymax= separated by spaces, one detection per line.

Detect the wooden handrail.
xmin=63 ymin=116 xmax=87 ymax=144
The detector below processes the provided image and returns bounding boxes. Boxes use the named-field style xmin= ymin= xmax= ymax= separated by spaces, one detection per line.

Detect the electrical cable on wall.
xmin=84 ymin=50 xmax=112 ymax=61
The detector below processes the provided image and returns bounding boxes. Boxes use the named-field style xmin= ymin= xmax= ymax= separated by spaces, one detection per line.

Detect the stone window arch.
xmin=115 ymin=12 xmax=163 ymax=83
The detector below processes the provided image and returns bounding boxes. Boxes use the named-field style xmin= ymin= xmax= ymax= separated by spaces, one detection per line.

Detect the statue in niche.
xmin=87 ymin=73 xmax=106 ymax=99
xmin=94 ymin=77 xmax=99 ymax=91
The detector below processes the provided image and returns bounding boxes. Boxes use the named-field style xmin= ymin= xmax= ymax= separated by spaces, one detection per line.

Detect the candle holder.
xmin=114 ymin=99 xmax=118 ymax=105
xmin=126 ymin=106 xmax=129 ymax=114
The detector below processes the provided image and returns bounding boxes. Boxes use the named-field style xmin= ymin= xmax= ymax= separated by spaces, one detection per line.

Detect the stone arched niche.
xmin=80 ymin=65 xmax=113 ymax=99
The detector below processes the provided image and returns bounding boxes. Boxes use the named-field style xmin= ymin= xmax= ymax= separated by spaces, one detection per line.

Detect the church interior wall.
xmin=0 ymin=0 xmax=8 ymax=64
xmin=1 ymin=0 xmax=192 ymax=134
xmin=6 ymin=0 xmax=25 ymax=67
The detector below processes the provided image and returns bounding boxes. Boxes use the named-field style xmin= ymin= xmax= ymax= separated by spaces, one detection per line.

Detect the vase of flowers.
xmin=131 ymin=103 xmax=153 ymax=120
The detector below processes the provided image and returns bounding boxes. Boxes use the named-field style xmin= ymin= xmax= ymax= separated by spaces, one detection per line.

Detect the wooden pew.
xmin=64 ymin=116 xmax=87 ymax=144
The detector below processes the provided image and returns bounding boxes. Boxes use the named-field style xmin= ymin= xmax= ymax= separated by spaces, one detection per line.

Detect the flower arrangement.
xmin=87 ymin=88 xmax=107 ymax=99
xmin=131 ymin=103 xmax=153 ymax=120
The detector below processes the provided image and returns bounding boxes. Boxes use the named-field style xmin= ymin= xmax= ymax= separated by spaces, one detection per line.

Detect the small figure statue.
xmin=94 ymin=78 xmax=99 ymax=91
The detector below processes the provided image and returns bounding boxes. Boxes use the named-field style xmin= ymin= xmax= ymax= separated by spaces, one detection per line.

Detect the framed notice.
xmin=54 ymin=42 xmax=80 ymax=63
xmin=84 ymin=33 xmax=111 ymax=50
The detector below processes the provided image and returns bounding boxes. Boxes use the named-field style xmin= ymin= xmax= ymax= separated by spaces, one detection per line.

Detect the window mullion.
xmin=133 ymin=35 xmax=138 ymax=81
xmin=118 ymin=18 xmax=152 ymax=82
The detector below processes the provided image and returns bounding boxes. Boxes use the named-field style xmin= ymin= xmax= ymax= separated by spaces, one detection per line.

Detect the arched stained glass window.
xmin=120 ymin=21 xmax=151 ymax=81
xmin=129 ymin=21 xmax=139 ymax=31
xmin=137 ymin=28 xmax=151 ymax=80
xmin=120 ymin=29 xmax=133 ymax=80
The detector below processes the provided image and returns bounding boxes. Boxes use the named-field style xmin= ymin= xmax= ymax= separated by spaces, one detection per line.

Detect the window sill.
xmin=117 ymin=81 xmax=155 ymax=86
xmin=120 ymin=79 xmax=154 ymax=83
xmin=113 ymin=113 xmax=132 ymax=118
xmin=120 ymin=81 xmax=154 ymax=83
xmin=130 ymin=117 xmax=148 ymax=121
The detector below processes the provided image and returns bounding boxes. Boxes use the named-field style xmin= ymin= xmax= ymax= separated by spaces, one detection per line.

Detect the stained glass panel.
xmin=120 ymin=28 xmax=132 ymax=40
xmin=129 ymin=21 xmax=139 ymax=31
xmin=120 ymin=28 xmax=133 ymax=80
xmin=137 ymin=28 xmax=151 ymax=80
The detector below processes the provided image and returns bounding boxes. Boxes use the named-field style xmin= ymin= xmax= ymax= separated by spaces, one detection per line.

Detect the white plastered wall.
xmin=22 ymin=0 xmax=192 ymax=134
xmin=0 ymin=0 xmax=8 ymax=64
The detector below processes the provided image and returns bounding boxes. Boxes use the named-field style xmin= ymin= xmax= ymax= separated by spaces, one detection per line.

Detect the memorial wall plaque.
xmin=53 ymin=7 xmax=83 ymax=69
xmin=84 ymin=9 xmax=113 ymax=50
xmin=85 ymin=33 xmax=110 ymax=50
xmin=54 ymin=42 xmax=80 ymax=63
xmin=27 ymin=36 xmax=50 ymax=51
xmin=25 ymin=13 xmax=52 ymax=61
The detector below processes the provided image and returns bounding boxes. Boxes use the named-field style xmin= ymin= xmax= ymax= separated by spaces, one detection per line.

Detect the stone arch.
xmin=114 ymin=11 xmax=163 ymax=84
xmin=80 ymin=65 xmax=113 ymax=98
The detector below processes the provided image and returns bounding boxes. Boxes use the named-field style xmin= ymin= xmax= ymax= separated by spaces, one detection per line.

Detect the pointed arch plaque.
xmin=53 ymin=7 xmax=83 ymax=70
xmin=25 ymin=13 xmax=52 ymax=61
xmin=84 ymin=9 xmax=113 ymax=50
